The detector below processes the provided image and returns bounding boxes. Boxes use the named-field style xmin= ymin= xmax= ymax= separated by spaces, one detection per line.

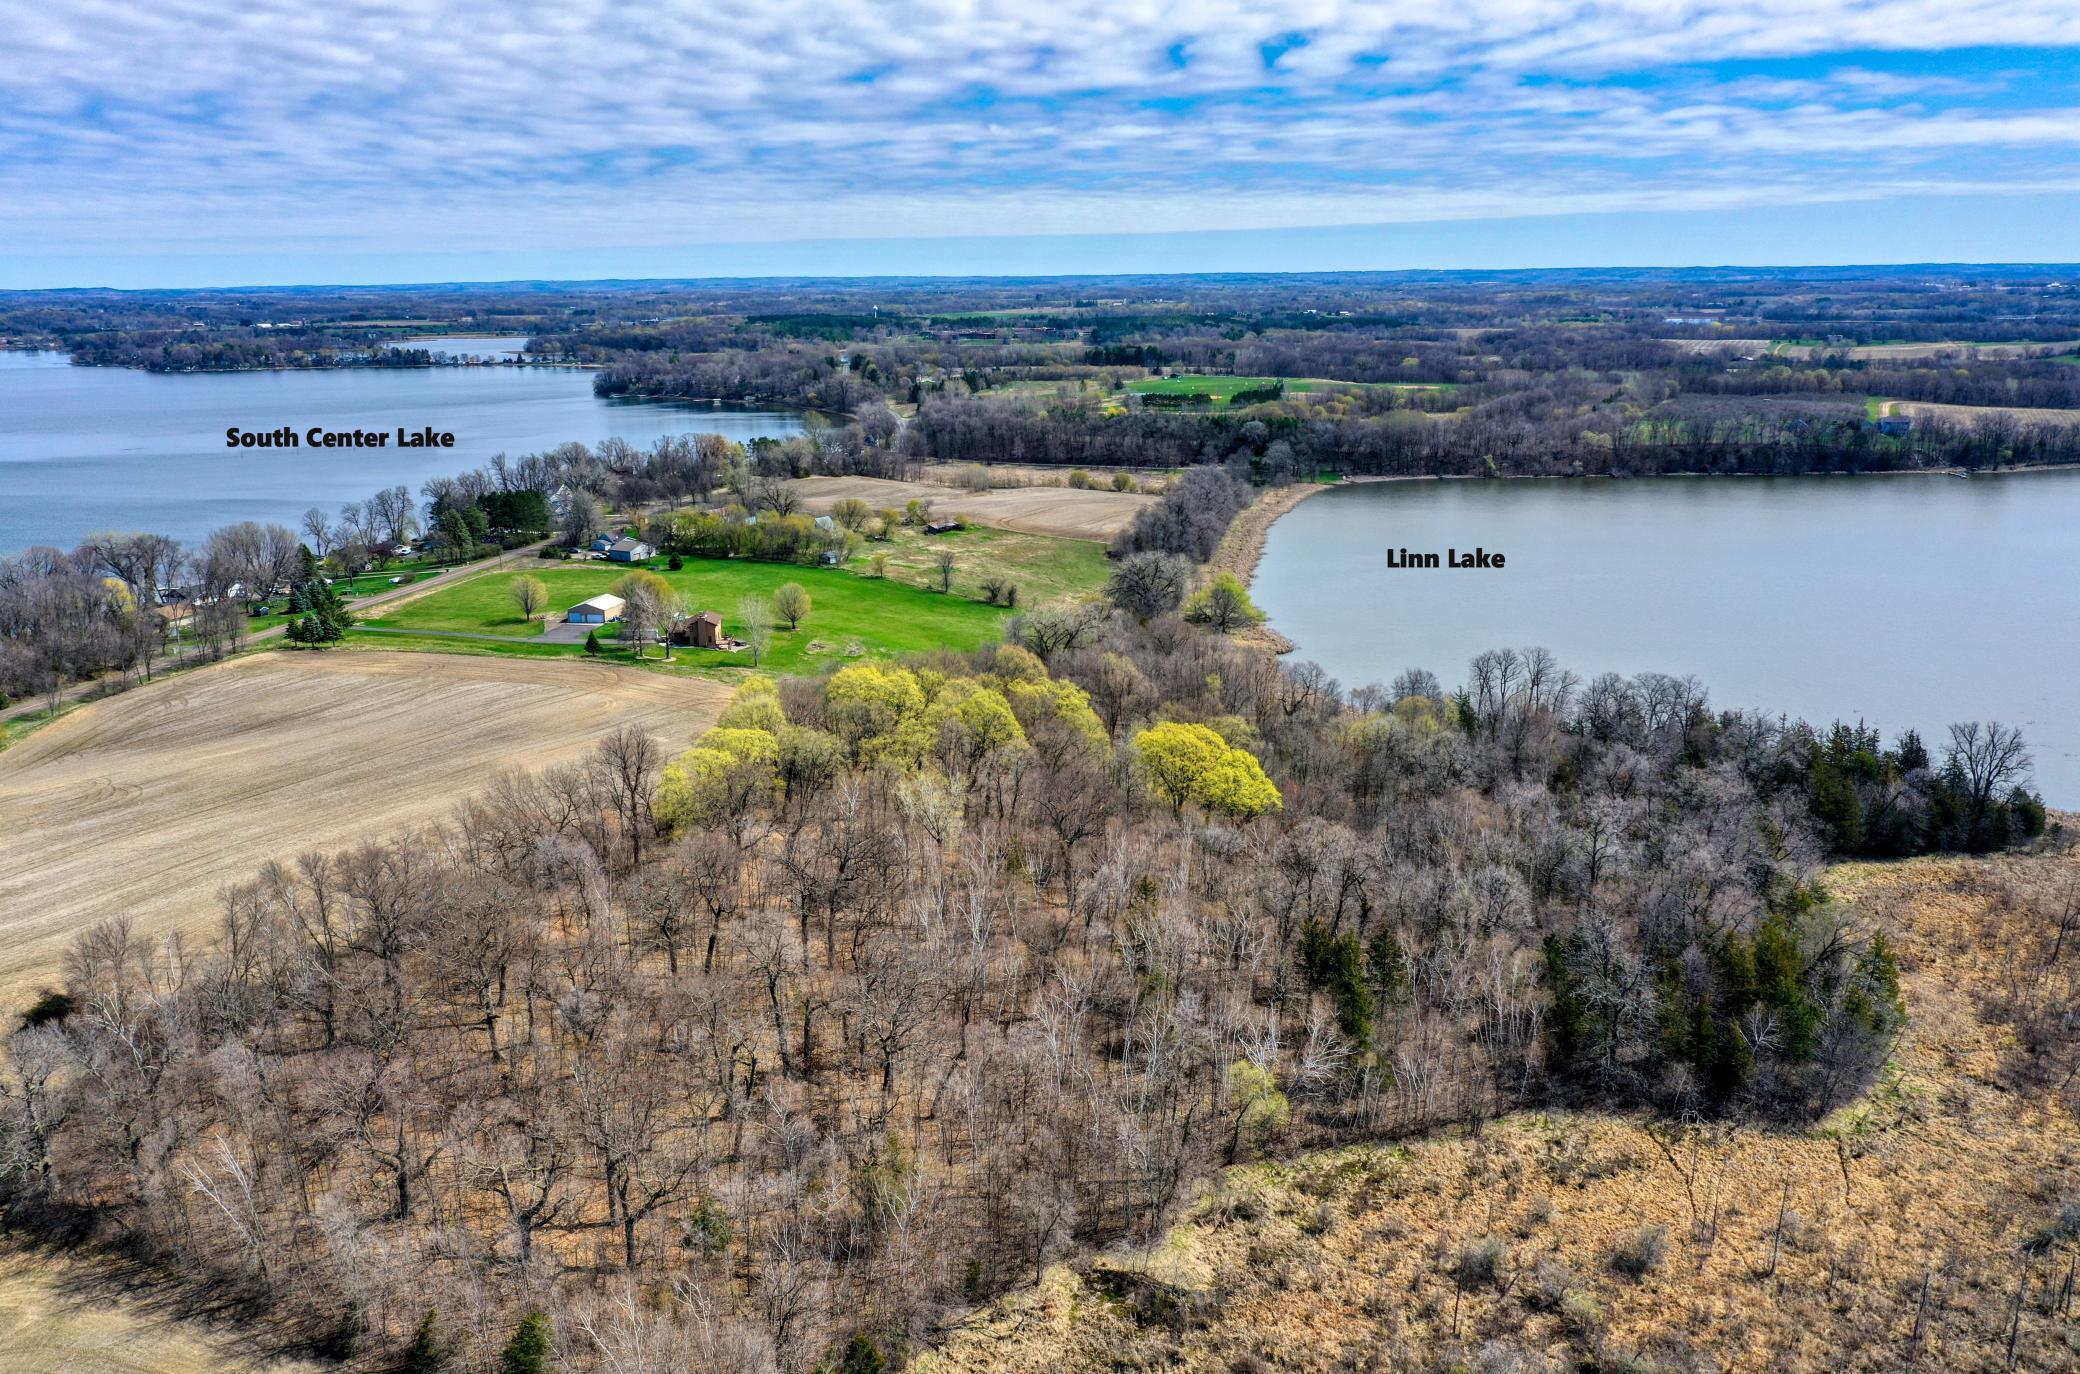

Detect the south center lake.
xmin=1254 ymin=472 xmax=2080 ymax=804
xmin=0 ymin=346 xmax=805 ymax=555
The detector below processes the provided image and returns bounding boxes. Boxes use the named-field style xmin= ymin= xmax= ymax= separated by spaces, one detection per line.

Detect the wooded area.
xmin=0 ymin=605 xmax=2047 ymax=1370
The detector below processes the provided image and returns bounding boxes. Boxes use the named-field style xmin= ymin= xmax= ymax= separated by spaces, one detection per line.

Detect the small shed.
xmin=924 ymin=519 xmax=963 ymax=535
xmin=567 ymin=593 xmax=626 ymax=624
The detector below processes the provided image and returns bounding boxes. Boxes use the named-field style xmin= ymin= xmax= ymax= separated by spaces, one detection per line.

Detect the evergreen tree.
xmin=1541 ymin=932 xmax=1590 ymax=1072
xmin=401 ymin=1309 xmax=450 ymax=1374
xmin=1708 ymin=1018 xmax=1755 ymax=1103
xmin=1365 ymin=926 xmax=1409 ymax=1002
xmin=584 ymin=629 xmax=603 ymax=656
xmin=1297 ymin=920 xmax=1374 ymax=1044
xmin=499 ymin=1310 xmax=551 ymax=1374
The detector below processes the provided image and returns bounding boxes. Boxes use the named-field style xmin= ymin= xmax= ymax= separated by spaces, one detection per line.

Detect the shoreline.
xmin=1206 ymin=482 xmax=1337 ymax=655
xmin=1226 ymin=461 xmax=2080 ymax=657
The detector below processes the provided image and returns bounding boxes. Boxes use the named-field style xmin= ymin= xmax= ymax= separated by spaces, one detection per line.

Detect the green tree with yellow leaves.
xmin=1132 ymin=721 xmax=1282 ymax=818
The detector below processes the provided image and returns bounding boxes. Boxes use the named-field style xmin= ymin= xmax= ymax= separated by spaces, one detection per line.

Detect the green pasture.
xmin=359 ymin=557 xmax=1016 ymax=674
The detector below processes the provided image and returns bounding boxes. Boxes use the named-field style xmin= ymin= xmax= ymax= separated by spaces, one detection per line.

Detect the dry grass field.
xmin=0 ymin=650 xmax=728 ymax=1009
xmin=1664 ymin=339 xmax=2080 ymax=362
xmin=1892 ymin=400 xmax=2080 ymax=429
xmin=1846 ymin=340 xmax=2080 ymax=360
xmin=921 ymin=851 xmax=2080 ymax=1374
xmin=0 ymin=1247 xmax=322 ymax=1374
xmin=791 ymin=475 xmax=1152 ymax=540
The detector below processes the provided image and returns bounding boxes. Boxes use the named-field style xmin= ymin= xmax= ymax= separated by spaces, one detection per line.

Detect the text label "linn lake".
xmin=1386 ymin=547 xmax=1506 ymax=569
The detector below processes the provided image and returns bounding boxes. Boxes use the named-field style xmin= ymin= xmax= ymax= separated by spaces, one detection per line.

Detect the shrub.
xmin=1455 ymin=1235 xmax=1507 ymax=1288
xmin=1525 ymin=1257 xmax=1576 ymax=1309
xmin=584 ymin=630 xmax=602 ymax=656
xmin=840 ymin=1333 xmax=886 ymax=1374
xmin=1609 ymin=1224 xmax=1667 ymax=1278
xmin=1559 ymin=1289 xmax=1604 ymax=1334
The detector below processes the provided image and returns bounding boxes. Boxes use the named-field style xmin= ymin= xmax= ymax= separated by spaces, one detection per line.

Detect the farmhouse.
xmin=605 ymin=537 xmax=655 ymax=562
xmin=566 ymin=593 xmax=625 ymax=625
xmin=671 ymin=610 xmax=725 ymax=648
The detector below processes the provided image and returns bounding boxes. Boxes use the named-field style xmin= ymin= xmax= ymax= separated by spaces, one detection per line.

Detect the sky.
xmin=4 ymin=2 xmax=2080 ymax=288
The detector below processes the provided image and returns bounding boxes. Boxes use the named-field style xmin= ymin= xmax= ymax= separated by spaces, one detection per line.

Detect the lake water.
xmin=0 ymin=350 xmax=803 ymax=554
xmin=1254 ymin=473 xmax=2080 ymax=803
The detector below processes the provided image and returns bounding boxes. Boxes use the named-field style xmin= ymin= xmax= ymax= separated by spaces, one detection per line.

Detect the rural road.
xmin=1 ymin=539 xmax=553 ymax=726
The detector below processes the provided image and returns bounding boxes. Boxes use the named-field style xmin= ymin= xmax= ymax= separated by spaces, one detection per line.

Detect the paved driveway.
xmin=540 ymin=619 xmax=599 ymax=644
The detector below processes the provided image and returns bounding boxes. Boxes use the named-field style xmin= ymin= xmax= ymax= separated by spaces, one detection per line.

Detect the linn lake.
xmin=1254 ymin=472 xmax=2080 ymax=803
xmin=0 ymin=345 xmax=803 ymax=555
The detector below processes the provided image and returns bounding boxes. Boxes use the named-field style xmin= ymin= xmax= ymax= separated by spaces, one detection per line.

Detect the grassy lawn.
xmin=327 ymin=568 xmax=439 ymax=597
xmin=361 ymin=557 xmax=1017 ymax=675
xmin=1126 ymin=374 xmax=1458 ymax=406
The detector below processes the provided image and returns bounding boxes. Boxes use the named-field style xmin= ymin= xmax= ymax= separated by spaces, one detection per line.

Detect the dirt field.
xmin=791 ymin=475 xmax=1152 ymax=541
xmin=0 ymin=650 xmax=728 ymax=1007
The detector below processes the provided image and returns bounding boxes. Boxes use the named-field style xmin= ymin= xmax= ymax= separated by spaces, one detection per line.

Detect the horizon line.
xmin=10 ymin=260 xmax=2080 ymax=297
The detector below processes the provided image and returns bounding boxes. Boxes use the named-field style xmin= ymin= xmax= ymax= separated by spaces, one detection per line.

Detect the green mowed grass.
xmin=1126 ymin=374 xmax=1458 ymax=406
xmin=361 ymin=558 xmax=1016 ymax=675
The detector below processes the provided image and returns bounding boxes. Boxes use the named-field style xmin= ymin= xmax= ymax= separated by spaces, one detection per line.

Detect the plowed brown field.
xmin=0 ymin=650 xmax=727 ymax=1006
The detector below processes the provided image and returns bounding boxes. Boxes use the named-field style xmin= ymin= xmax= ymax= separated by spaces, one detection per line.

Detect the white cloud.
xmin=0 ymin=0 xmax=2076 ymax=258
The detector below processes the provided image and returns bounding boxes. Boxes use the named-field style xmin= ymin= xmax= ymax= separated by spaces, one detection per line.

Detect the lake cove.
xmin=0 ymin=350 xmax=804 ymax=554
xmin=1253 ymin=472 xmax=2080 ymax=803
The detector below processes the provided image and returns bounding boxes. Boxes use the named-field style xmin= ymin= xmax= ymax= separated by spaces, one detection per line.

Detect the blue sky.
xmin=3 ymin=5 xmax=2079 ymax=288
